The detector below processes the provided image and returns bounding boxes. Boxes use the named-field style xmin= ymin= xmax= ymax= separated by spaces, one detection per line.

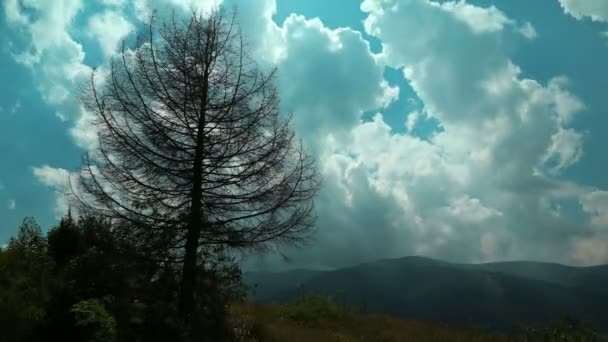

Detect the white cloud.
xmin=101 ymin=0 xmax=126 ymax=6
xmin=7 ymin=200 xmax=16 ymax=210
xmin=275 ymin=15 xmax=397 ymax=145
xmin=580 ymin=191 xmax=608 ymax=227
xmin=33 ymin=165 xmax=70 ymax=188
xmin=572 ymin=189 xmax=608 ymax=265
xmin=6 ymin=0 xmax=83 ymax=65
xmin=541 ymin=128 xmax=584 ymax=174
xmin=435 ymin=1 xmax=512 ymax=34
xmin=518 ymin=22 xmax=538 ymax=40
xmin=87 ymin=10 xmax=134 ymax=58
xmin=558 ymin=0 xmax=608 ymax=22
xmin=69 ymin=106 xmax=99 ymax=150
xmin=218 ymin=1 xmax=398 ymax=149
xmin=445 ymin=195 xmax=502 ymax=224
xmin=571 ymin=237 xmax=608 ymax=265
xmin=3 ymin=0 xmax=28 ymax=25
xmin=405 ymin=110 xmax=420 ymax=133
xmin=3 ymin=0 xmax=92 ymax=134
xmin=426 ymin=1 xmax=538 ymax=39
xmin=133 ymin=0 xmax=223 ymax=22
xmin=283 ymin=0 xmax=596 ymax=267
xmin=223 ymin=0 xmax=283 ymax=64
xmin=32 ymin=166 xmax=71 ymax=218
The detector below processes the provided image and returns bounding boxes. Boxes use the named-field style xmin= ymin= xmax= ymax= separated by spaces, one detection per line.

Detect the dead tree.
xmin=76 ymin=9 xmax=320 ymax=326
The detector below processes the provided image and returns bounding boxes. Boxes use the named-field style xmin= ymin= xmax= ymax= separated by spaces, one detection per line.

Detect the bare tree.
xmin=75 ymin=9 xmax=320 ymax=326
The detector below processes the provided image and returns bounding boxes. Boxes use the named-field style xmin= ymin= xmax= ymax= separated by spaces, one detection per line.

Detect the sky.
xmin=1 ymin=0 xmax=608 ymax=270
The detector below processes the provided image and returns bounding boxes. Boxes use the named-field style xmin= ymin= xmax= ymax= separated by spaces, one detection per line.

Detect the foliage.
xmin=281 ymin=295 xmax=349 ymax=323
xmin=233 ymin=301 xmax=607 ymax=342
xmin=522 ymin=316 xmax=601 ymax=342
xmin=0 ymin=217 xmax=53 ymax=341
xmin=0 ymin=214 xmax=245 ymax=341
xmin=71 ymin=298 xmax=117 ymax=342
xmin=232 ymin=301 xmax=512 ymax=342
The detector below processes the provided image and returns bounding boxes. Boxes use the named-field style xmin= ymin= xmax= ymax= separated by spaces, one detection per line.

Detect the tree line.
xmin=1 ymin=214 xmax=240 ymax=341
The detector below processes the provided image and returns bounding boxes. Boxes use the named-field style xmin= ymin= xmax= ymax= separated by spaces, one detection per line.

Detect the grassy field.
xmin=229 ymin=295 xmax=603 ymax=342
xmin=230 ymin=296 xmax=519 ymax=342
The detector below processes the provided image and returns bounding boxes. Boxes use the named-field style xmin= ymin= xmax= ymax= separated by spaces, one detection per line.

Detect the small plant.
xmin=522 ymin=316 xmax=601 ymax=342
xmin=70 ymin=298 xmax=117 ymax=342
xmin=281 ymin=294 xmax=348 ymax=323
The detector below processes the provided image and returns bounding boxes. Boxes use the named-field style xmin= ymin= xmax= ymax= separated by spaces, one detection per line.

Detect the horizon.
xmin=244 ymin=254 xmax=608 ymax=273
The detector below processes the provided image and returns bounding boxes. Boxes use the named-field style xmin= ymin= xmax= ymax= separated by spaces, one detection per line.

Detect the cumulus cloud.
xmin=580 ymin=191 xmax=608 ymax=227
xmin=517 ymin=22 xmax=538 ymax=40
xmin=275 ymin=15 xmax=397 ymax=146
xmin=261 ymin=0 xmax=597 ymax=269
xmin=558 ymin=0 xmax=608 ymax=22
xmin=133 ymin=0 xmax=222 ymax=22
xmin=3 ymin=0 xmax=92 ymax=134
xmin=572 ymin=190 xmax=608 ymax=264
xmin=222 ymin=1 xmax=398 ymax=146
xmin=7 ymin=200 xmax=16 ymax=210
xmin=542 ymin=128 xmax=584 ymax=174
xmin=436 ymin=1 xmax=511 ymax=34
xmin=7 ymin=0 xmax=608 ymax=269
xmin=101 ymin=0 xmax=126 ymax=6
xmin=32 ymin=165 xmax=72 ymax=218
xmin=87 ymin=10 xmax=134 ymax=58
xmin=222 ymin=0 xmax=283 ymax=63
xmin=3 ymin=0 xmax=83 ymax=64
xmin=405 ymin=110 xmax=420 ymax=133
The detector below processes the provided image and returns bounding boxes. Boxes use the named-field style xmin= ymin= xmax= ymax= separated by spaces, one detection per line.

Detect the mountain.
xmin=469 ymin=261 xmax=608 ymax=292
xmin=243 ymin=268 xmax=323 ymax=301
xmin=243 ymin=256 xmax=608 ymax=333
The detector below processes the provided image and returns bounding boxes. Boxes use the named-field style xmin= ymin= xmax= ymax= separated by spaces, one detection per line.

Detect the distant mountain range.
xmin=243 ymin=256 xmax=608 ymax=333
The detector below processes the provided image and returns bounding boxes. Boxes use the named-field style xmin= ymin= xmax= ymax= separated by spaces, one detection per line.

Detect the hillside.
xmin=231 ymin=299 xmax=510 ymax=341
xmin=231 ymin=297 xmax=601 ymax=341
xmin=244 ymin=256 xmax=608 ymax=333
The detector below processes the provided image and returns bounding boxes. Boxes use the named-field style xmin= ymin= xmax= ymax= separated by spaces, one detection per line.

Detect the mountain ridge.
xmin=244 ymin=256 xmax=608 ymax=333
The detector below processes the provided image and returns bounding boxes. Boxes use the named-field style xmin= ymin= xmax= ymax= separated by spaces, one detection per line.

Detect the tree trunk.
xmin=178 ymin=65 xmax=210 ymax=324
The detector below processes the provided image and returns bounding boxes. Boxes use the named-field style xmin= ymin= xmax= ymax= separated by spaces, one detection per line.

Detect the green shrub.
xmin=281 ymin=295 xmax=348 ymax=323
xmin=71 ymin=298 xmax=117 ymax=342
xmin=522 ymin=316 xmax=601 ymax=342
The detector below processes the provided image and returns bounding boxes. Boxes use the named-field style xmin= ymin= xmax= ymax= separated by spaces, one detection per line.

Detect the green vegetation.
xmin=280 ymin=295 xmax=349 ymax=322
xmin=1 ymin=217 xmax=604 ymax=341
xmin=70 ymin=299 xmax=118 ymax=342
xmin=0 ymin=215 xmax=242 ymax=341
xmin=523 ymin=317 xmax=601 ymax=342
xmin=231 ymin=296 xmax=603 ymax=342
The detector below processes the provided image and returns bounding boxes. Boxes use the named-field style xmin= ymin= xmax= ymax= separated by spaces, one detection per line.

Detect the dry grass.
xmin=230 ymin=297 xmax=515 ymax=342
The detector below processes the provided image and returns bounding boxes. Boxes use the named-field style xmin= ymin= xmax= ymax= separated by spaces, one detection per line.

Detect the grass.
xmin=230 ymin=295 xmax=517 ymax=342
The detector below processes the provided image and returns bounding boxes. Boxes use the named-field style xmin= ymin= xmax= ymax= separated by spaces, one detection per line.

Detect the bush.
xmin=71 ymin=298 xmax=117 ymax=342
xmin=281 ymin=295 xmax=348 ymax=323
xmin=523 ymin=316 xmax=601 ymax=342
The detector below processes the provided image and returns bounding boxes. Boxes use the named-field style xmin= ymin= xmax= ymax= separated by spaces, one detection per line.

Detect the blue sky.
xmin=2 ymin=0 xmax=608 ymax=269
